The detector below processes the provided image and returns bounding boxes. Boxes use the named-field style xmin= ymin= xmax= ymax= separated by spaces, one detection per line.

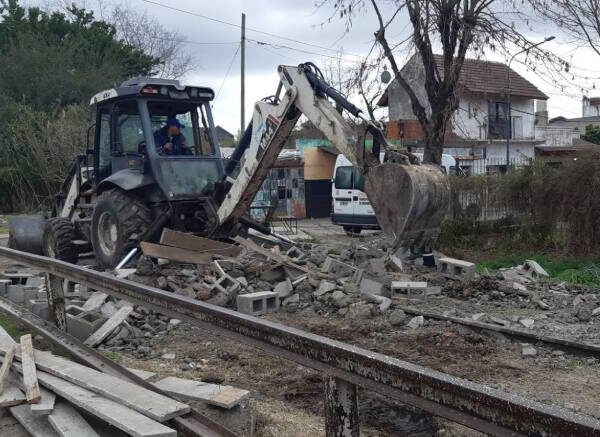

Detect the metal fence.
xmin=453 ymin=157 xmax=532 ymax=222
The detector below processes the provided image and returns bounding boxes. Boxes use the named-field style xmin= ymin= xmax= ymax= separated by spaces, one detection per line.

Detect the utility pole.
xmin=240 ymin=13 xmax=246 ymax=134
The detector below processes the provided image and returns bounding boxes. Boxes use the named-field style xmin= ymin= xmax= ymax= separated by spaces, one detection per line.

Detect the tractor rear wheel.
xmin=91 ymin=189 xmax=152 ymax=269
xmin=43 ymin=218 xmax=78 ymax=263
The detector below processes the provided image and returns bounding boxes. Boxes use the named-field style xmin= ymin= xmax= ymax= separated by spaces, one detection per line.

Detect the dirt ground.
xmin=0 ymin=222 xmax=599 ymax=436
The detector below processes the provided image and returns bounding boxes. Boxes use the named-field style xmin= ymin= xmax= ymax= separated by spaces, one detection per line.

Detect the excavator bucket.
xmin=7 ymin=216 xmax=45 ymax=255
xmin=365 ymin=162 xmax=450 ymax=250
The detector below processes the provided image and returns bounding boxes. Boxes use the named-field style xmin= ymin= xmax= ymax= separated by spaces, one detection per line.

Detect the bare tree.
xmin=110 ymin=5 xmax=195 ymax=79
xmin=325 ymin=0 xmax=569 ymax=165
xmin=530 ymin=0 xmax=600 ymax=56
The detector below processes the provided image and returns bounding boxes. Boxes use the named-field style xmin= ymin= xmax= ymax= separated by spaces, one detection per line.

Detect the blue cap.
xmin=167 ymin=117 xmax=184 ymax=128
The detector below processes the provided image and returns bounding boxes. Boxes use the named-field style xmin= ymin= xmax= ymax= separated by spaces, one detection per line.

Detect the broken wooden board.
xmin=24 ymin=350 xmax=189 ymax=422
xmin=0 ymin=383 xmax=26 ymax=407
xmin=20 ymin=334 xmax=41 ymax=403
xmin=126 ymin=367 xmax=157 ymax=381
xmin=48 ymin=401 xmax=99 ymax=437
xmin=0 ymin=344 xmax=16 ymax=393
xmin=160 ymin=228 xmax=242 ymax=257
xmin=141 ymin=242 xmax=214 ymax=265
xmin=26 ymin=368 xmax=176 ymax=437
xmin=84 ymin=306 xmax=132 ymax=347
xmin=154 ymin=376 xmax=249 ymax=409
xmin=81 ymin=292 xmax=107 ymax=312
xmin=30 ymin=386 xmax=56 ymax=416
xmin=9 ymin=403 xmax=57 ymax=437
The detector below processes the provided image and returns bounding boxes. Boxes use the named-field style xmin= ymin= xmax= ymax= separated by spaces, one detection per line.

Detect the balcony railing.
xmin=486 ymin=115 xmax=524 ymax=140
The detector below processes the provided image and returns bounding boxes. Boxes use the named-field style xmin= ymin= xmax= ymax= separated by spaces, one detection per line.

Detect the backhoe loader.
xmin=9 ymin=62 xmax=449 ymax=267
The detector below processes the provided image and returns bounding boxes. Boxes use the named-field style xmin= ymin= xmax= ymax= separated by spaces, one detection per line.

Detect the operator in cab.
xmin=154 ymin=117 xmax=191 ymax=155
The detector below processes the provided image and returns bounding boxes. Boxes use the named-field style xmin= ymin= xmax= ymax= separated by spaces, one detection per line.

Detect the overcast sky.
xmin=23 ymin=0 xmax=600 ymax=134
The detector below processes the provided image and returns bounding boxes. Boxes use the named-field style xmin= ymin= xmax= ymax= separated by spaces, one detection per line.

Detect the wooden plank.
xmin=0 ymin=344 xmax=16 ymax=393
xmin=23 ymin=367 xmax=176 ymax=437
xmin=9 ymin=403 xmax=57 ymax=436
xmin=30 ymin=387 xmax=56 ymax=416
xmin=48 ymin=401 xmax=99 ymax=437
xmin=83 ymin=306 xmax=132 ymax=347
xmin=81 ymin=292 xmax=107 ymax=312
xmin=153 ymin=376 xmax=249 ymax=409
xmin=126 ymin=367 xmax=157 ymax=381
xmin=20 ymin=334 xmax=41 ymax=403
xmin=140 ymin=242 xmax=214 ymax=264
xmin=160 ymin=228 xmax=242 ymax=257
xmin=0 ymin=383 xmax=26 ymax=407
xmin=0 ymin=326 xmax=17 ymax=350
xmin=24 ymin=350 xmax=188 ymax=422
xmin=0 ymin=406 xmax=30 ymax=437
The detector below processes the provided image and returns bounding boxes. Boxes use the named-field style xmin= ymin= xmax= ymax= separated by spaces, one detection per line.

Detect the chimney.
xmin=535 ymin=99 xmax=548 ymax=127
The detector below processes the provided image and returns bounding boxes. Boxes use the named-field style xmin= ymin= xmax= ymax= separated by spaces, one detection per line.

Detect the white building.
xmin=377 ymin=54 xmax=548 ymax=174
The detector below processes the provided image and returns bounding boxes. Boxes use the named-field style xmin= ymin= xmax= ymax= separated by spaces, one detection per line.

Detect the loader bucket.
xmin=365 ymin=162 xmax=450 ymax=249
xmin=7 ymin=216 xmax=45 ymax=255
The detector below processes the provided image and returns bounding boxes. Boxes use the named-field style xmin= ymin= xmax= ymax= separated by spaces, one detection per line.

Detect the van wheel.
xmin=343 ymin=226 xmax=362 ymax=236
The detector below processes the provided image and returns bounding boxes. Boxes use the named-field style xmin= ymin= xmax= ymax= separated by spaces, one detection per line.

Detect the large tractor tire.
xmin=91 ymin=189 xmax=152 ymax=269
xmin=43 ymin=218 xmax=78 ymax=263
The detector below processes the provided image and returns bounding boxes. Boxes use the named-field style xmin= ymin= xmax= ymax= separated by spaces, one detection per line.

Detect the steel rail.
xmin=1 ymin=246 xmax=599 ymax=436
xmin=397 ymin=305 xmax=600 ymax=358
xmin=0 ymin=295 xmax=237 ymax=437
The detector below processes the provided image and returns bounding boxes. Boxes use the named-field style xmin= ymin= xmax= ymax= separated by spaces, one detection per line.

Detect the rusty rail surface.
xmin=1 ymin=246 xmax=599 ymax=437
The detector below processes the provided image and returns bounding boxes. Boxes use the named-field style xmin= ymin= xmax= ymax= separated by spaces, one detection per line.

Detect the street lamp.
xmin=505 ymin=36 xmax=555 ymax=168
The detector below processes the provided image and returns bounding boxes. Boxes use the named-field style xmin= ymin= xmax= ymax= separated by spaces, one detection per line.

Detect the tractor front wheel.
xmin=91 ymin=189 xmax=152 ymax=269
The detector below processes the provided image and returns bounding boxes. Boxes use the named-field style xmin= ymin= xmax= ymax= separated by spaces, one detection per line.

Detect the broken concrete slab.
xmin=273 ymin=279 xmax=293 ymax=298
xmin=388 ymin=309 xmax=407 ymax=326
xmin=407 ymin=315 xmax=424 ymax=329
xmin=521 ymin=344 xmax=537 ymax=357
xmin=81 ymin=292 xmax=107 ymax=312
xmin=523 ymin=260 xmax=549 ymax=279
xmin=315 ymin=280 xmax=336 ymax=297
xmin=359 ymin=277 xmax=384 ymax=296
xmin=519 ymin=318 xmax=535 ymax=329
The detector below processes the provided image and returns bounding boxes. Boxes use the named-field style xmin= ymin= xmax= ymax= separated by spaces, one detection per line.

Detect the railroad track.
xmin=0 ymin=245 xmax=599 ymax=436
xmin=397 ymin=305 xmax=600 ymax=358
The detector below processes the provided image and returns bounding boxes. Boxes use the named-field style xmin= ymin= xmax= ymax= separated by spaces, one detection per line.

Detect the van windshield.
xmin=334 ymin=166 xmax=365 ymax=191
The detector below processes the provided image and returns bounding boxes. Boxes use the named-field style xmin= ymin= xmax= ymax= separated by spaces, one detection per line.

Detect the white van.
xmin=331 ymin=152 xmax=456 ymax=234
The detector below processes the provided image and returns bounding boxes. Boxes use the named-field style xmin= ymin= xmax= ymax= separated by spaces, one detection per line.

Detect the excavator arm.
xmin=216 ymin=63 xmax=450 ymax=250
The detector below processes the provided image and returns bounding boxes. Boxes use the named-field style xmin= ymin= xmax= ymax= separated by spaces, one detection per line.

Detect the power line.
xmin=247 ymin=38 xmax=363 ymax=64
xmin=136 ymin=0 xmax=361 ymax=57
xmin=215 ymin=44 xmax=241 ymax=100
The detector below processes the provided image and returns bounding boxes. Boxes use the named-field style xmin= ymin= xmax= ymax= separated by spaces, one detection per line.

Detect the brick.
xmin=236 ymin=291 xmax=279 ymax=316
xmin=391 ymin=281 xmax=428 ymax=298
xmin=437 ymin=257 xmax=476 ymax=281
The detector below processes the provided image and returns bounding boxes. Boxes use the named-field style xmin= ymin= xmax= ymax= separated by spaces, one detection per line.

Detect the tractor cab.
xmin=90 ymin=78 xmax=225 ymax=202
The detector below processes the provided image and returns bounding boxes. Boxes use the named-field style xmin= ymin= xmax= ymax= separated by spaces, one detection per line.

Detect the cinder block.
xmin=236 ymin=291 xmax=279 ymax=316
xmin=391 ymin=281 xmax=428 ymax=298
xmin=285 ymin=247 xmax=306 ymax=261
xmin=23 ymin=286 xmax=38 ymax=302
xmin=65 ymin=305 xmax=107 ymax=341
xmin=28 ymin=299 xmax=49 ymax=320
xmin=0 ymin=279 xmax=11 ymax=296
xmin=437 ymin=257 xmax=476 ymax=281
xmin=37 ymin=289 xmax=48 ymax=301
xmin=7 ymin=284 xmax=25 ymax=304
xmin=25 ymin=276 xmax=44 ymax=288
xmin=321 ymin=257 xmax=355 ymax=277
